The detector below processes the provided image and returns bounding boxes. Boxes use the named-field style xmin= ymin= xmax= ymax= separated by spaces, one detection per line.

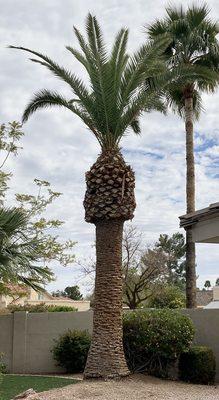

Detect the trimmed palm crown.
xmin=10 ymin=13 xmax=169 ymax=150
xmin=147 ymin=3 xmax=219 ymax=118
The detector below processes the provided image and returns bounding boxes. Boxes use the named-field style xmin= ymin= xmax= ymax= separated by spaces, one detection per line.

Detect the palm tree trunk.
xmin=184 ymin=95 xmax=196 ymax=308
xmin=83 ymin=150 xmax=135 ymax=378
xmin=84 ymin=219 xmax=130 ymax=378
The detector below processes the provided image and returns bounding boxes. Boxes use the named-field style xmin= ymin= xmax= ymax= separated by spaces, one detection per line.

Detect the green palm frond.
xmin=146 ymin=20 xmax=167 ymax=37
xmin=130 ymin=119 xmax=141 ymax=134
xmin=109 ymin=29 xmax=129 ymax=103
xmin=66 ymin=46 xmax=88 ymax=70
xmin=10 ymin=13 xmax=171 ymax=150
xmin=165 ymin=87 xmax=203 ymax=119
xmin=0 ymin=208 xmax=54 ymax=290
xmin=119 ymin=35 xmax=170 ymax=108
xmin=86 ymin=13 xmax=108 ymax=64
xmin=0 ymin=208 xmax=28 ymax=239
xmin=9 ymin=45 xmax=94 ymax=114
xmin=166 ymin=5 xmax=185 ymax=21
xmin=186 ymin=4 xmax=210 ymax=28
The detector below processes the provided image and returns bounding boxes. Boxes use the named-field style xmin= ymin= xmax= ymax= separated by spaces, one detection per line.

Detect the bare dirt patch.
xmin=34 ymin=374 xmax=219 ymax=400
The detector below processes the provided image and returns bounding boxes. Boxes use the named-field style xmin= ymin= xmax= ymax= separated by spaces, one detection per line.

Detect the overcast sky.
xmin=1 ymin=0 xmax=219 ymax=294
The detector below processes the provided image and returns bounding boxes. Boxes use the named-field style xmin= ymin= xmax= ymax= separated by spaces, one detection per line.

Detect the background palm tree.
xmin=10 ymin=14 xmax=169 ymax=378
xmin=0 ymin=207 xmax=52 ymax=289
xmin=147 ymin=4 xmax=219 ymax=308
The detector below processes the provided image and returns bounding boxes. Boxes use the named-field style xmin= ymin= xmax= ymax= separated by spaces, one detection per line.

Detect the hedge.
xmin=123 ymin=309 xmax=195 ymax=377
xmin=179 ymin=345 xmax=216 ymax=385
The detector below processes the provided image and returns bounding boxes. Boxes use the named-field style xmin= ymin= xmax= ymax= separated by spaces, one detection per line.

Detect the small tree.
xmin=123 ymin=226 xmax=167 ymax=309
xmin=0 ymin=122 xmax=53 ymax=289
xmin=215 ymin=278 xmax=219 ymax=286
xmin=148 ymin=285 xmax=186 ymax=309
xmin=80 ymin=227 xmax=187 ymax=309
xmin=0 ymin=121 xmax=24 ymax=202
xmin=64 ymin=286 xmax=83 ymax=300
xmin=53 ymin=285 xmax=83 ymax=300
xmin=15 ymin=179 xmax=76 ymax=268
xmin=155 ymin=233 xmax=186 ymax=288
xmin=0 ymin=123 xmax=76 ymax=292
xmin=204 ymin=280 xmax=211 ymax=290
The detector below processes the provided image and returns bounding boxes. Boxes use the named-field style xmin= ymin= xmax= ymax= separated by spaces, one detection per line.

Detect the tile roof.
xmin=196 ymin=290 xmax=213 ymax=307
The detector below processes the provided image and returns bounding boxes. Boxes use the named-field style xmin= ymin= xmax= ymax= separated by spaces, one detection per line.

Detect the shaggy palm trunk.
xmin=83 ymin=150 xmax=136 ymax=378
xmin=184 ymin=95 xmax=197 ymax=308
xmin=84 ymin=219 xmax=130 ymax=378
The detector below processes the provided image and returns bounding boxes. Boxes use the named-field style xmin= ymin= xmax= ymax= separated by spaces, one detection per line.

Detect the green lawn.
xmin=0 ymin=374 xmax=77 ymax=400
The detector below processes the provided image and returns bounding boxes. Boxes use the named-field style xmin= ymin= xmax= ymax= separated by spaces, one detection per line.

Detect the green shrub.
xmin=123 ymin=309 xmax=195 ymax=377
xmin=7 ymin=303 xmax=77 ymax=313
xmin=0 ymin=353 xmax=7 ymax=374
xmin=179 ymin=346 xmax=216 ymax=385
xmin=52 ymin=330 xmax=91 ymax=373
xmin=44 ymin=305 xmax=78 ymax=312
xmin=148 ymin=285 xmax=186 ymax=309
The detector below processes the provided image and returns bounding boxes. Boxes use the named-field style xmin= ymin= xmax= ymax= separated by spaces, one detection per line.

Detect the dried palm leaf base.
xmin=84 ymin=150 xmax=136 ymax=224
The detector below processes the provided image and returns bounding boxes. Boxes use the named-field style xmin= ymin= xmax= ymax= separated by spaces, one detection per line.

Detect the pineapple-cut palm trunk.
xmin=84 ymin=219 xmax=130 ymax=379
xmin=185 ymin=96 xmax=197 ymax=308
xmin=83 ymin=150 xmax=135 ymax=379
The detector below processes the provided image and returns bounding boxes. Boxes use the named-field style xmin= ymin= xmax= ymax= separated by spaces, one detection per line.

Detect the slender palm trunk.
xmin=84 ymin=219 xmax=130 ymax=378
xmin=184 ymin=95 xmax=196 ymax=308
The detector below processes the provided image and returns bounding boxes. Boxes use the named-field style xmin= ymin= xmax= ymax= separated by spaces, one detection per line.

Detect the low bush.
xmin=147 ymin=285 xmax=186 ymax=309
xmin=179 ymin=345 xmax=216 ymax=385
xmin=123 ymin=309 xmax=195 ymax=377
xmin=7 ymin=303 xmax=77 ymax=313
xmin=43 ymin=304 xmax=77 ymax=312
xmin=0 ymin=353 xmax=7 ymax=374
xmin=51 ymin=310 xmax=195 ymax=377
xmin=52 ymin=330 xmax=91 ymax=373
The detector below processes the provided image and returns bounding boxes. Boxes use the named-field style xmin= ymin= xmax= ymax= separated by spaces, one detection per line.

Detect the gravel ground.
xmin=34 ymin=374 xmax=219 ymax=400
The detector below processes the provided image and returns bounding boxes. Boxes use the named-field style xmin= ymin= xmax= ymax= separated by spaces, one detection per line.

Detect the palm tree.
xmin=147 ymin=4 xmax=219 ymax=308
xmin=0 ymin=207 xmax=53 ymax=289
xmin=10 ymin=14 xmax=169 ymax=378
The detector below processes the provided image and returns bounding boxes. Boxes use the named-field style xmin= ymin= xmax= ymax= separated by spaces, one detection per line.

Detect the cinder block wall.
xmin=0 ymin=311 xmax=93 ymax=374
xmin=182 ymin=309 xmax=219 ymax=382
xmin=0 ymin=314 xmax=13 ymax=372
xmin=0 ymin=309 xmax=218 ymax=380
